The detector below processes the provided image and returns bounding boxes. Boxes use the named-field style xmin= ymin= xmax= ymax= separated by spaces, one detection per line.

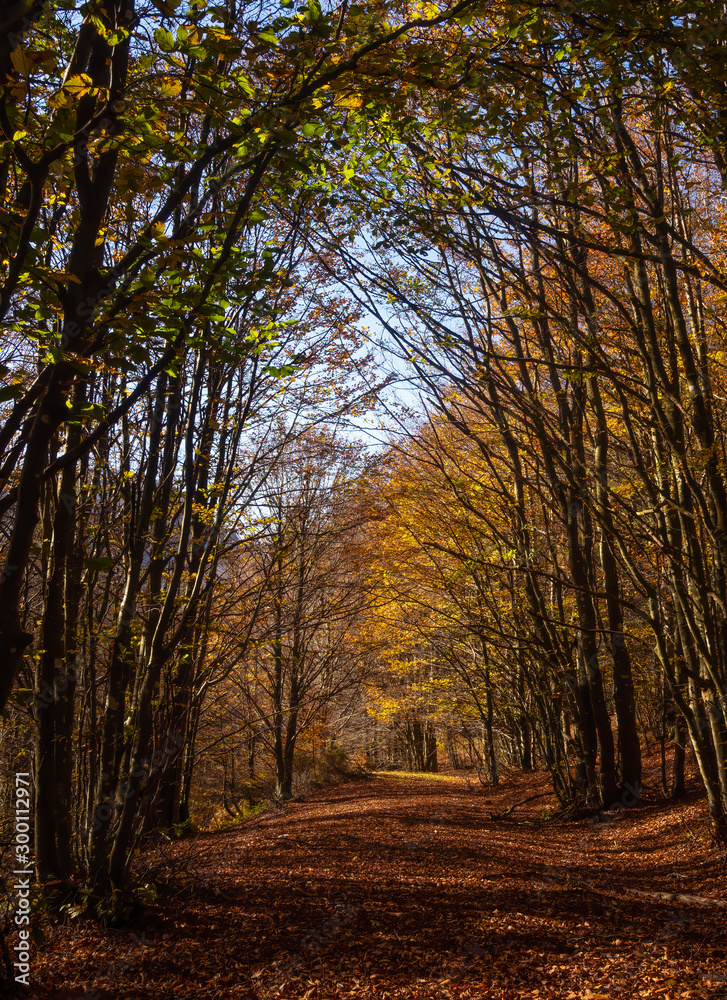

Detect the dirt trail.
xmin=38 ymin=771 xmax=727 ymax=1000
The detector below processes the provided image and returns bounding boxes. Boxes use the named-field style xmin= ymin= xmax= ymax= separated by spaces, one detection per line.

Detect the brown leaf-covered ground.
xmin=36 ymin=763 xmax=727 ymax=1000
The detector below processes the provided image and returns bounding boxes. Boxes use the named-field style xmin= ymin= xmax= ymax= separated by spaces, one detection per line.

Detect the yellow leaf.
xmin=63 ymin=73 xmax=95 ymax=98
xmin=159 ymin=80 xmax=181 ymax=98
xmin=50 ymin=271 xmax=83 ymax=284
xmin=10 ymin=47 xmax=34 ymax=76
xmin=49 ymin=90 xmax=71 ymax=110
xmin=334 ymin=92 xmax=363 ymax=110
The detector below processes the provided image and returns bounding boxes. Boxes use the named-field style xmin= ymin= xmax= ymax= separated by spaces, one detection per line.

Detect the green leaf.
xmin=138 ymin=883 xmax=159 ymax=902
xmin=85 ymin=556 xmax=114 ymax=572
xmin=0 ymin=384 xmax=24 ymax=403
xmin=155 ymin=27 xmax=175 ymax=52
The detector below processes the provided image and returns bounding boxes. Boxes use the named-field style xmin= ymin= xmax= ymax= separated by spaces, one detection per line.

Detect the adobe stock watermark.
xmin=13 ymin=772 xmax=34 ymax=987
xmin=260 ymin=901 xmax=370 ymax=990
xmin=50 ymin=931 xmax=150 ymax=1000
xmin=590 ymin=780 xmax=642 ymax=828
xmin=80 ymin=729 xmax=185 ymax=843
xmin=32 ymin=660 xmax=78 ymax=719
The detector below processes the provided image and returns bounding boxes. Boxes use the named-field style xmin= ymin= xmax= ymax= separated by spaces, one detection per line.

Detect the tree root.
xmin=490 ymin=792 xmax=553 ymax=820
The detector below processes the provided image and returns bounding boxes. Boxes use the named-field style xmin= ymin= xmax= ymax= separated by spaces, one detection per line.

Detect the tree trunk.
xmin=424 ymin=722 xmax=438 ymax=773
xmin=671 ymin=712 xmax=686 ymax=799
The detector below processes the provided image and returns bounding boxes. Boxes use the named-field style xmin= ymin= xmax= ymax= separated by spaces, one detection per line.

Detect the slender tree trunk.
xmin=671 ymin=712 xmax=686 ymax=799
xmin=424 ymin=722 xmax=438 ymax=773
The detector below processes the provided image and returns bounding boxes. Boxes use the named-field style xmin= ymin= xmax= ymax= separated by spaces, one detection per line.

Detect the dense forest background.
xmin=2 ymin=0 xmax=727 ymax=938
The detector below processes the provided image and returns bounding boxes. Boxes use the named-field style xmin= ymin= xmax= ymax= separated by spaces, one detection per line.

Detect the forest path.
xmin=40 ymin=771 xmax=727 ymax=1000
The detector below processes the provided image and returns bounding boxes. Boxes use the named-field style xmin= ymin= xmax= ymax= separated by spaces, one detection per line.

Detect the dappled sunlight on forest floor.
xmin=38 ymin=764 xmax=727 ymax=1000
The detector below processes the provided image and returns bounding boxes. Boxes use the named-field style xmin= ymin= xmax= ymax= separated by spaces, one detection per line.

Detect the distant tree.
xmin=239 ymin=430 xmax=377 ymax=799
